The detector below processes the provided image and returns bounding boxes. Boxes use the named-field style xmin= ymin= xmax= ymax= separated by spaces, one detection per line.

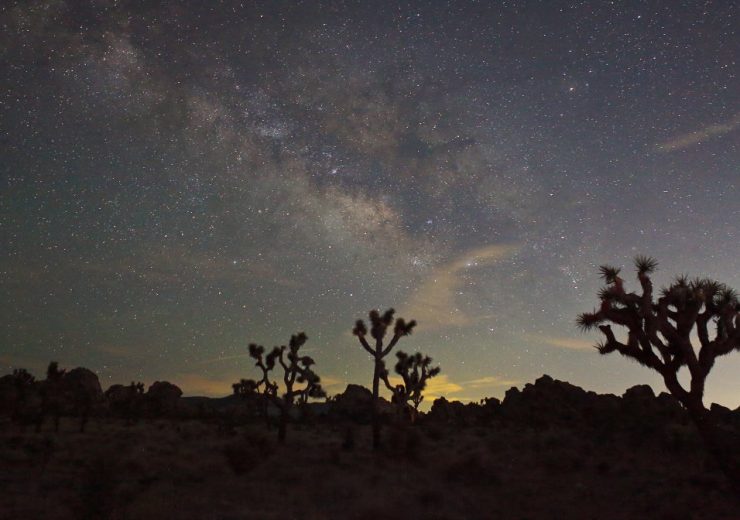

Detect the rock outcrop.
xmin=146 ymin=381 xmax=183 ymax=414
xmin=331 ymin=384 xmax=393 ymax=422
xmin=425 ymin=374 xmax=735 ymax=435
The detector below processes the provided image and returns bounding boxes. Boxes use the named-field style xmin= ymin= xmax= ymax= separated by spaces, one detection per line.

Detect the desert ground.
xmin=1 ymin=376 xmax=738 ymax=520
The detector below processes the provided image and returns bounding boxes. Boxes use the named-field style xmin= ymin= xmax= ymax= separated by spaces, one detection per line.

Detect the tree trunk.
xmin=372 ymin=358 xmax=380 ymax=451
xmin=686 ymin=401 xmax=740 ymax=493
xmin=263 ymin=398 xmax=271 ymax=430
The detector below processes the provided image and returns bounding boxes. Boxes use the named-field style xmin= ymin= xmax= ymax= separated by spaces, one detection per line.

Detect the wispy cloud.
xmin=401 ymin=244 xmax=519 ymax=329
xmin=385 ymin=373 xmax=518 ymax=403
xmin=656 ymin=112 xmax=740 ymax=152
xmin=387 ymin=373 xmax=464 ymax=399
xmin=0 ymin=354 xmax=47 ymax=372
xmin=177 ymin=370 xmax=347 ymax=398
xmin=196 ymin=353 xmax=255 ymax=365
xmin=462 ymin=375 xmax=521 ymax=388
xmin=317 ymin=375 xmax=347 ymax=393
xmin=528 ymin=334 xmax=595 ymax=351
xmin=176 ymin=373 xmax=235 ymax=397
xmin=94 ymin=344 xmax=141 ymax=358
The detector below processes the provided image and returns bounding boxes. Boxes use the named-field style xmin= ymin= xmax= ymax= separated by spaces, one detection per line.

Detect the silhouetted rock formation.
xmin=146 ymin=381 xmax=183 ymax=415
xmin=332 ymin=384 xmax=371 ymax=422
xmin=503 ymin=374 xmax=694 ymax=431
xmin=105 ymin=382 xmax=145 ymax=422
xmin=34 ymin=363 xmax=103 ymax=432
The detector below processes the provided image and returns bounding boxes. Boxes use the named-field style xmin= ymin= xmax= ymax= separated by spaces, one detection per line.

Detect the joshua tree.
xmin=0 ymin=368 xmax=37 ymax=427
xmin=232 ymin=378 xmax=259 ymax=397
xmin=12 ymin=368 xmax=35 ymax=386
xmin=32 ymin=362 xmax=103 ymax=433
xmin=577 ymin=256 xmax=740 ymax=486
xmin=274 ymin=332 xmax=325 ymax=441
xmin=241 ymin=343 xmax=280 ymax=428
xmin=243 ymin=333 xmax=325 ymax=442
xmin=38 ymin=361 xmax=67 ymax=432
xmin=379 ymin=351 xmax=440 ymax=423
xmin=353 ymin=309 xmax=417 ymax=450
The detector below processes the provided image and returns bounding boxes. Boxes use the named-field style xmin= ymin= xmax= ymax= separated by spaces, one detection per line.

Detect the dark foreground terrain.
xmin=1 ymin=376 xmax=738 ymax=519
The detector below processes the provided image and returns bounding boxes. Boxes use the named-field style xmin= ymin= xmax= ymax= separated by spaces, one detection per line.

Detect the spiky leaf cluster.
xmin=380 ymin=350 xmax=441 ymax=411
xmin=11 ymin=368 xmax=35 ymax=386
xmin=634 ymin=255 xmax=658 ymax=275
xmin=354 ymin=308 xmax=417 ymax=360
xmin=277 ymin=333 xmax=326 ymax=404
xmin=577 ymin=256 xmax=739 ymax=405
xmin=246 ymin=343 xmax=279 ymax=397
xmin=232 ymin=378 xmax=259 ymax=397
xmin=46 ymin=361 xmax=66 ymax=380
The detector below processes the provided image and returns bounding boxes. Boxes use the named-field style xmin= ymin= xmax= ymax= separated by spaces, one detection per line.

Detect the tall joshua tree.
xmin=379 ymin=351 xmax=440 ymax=422
xmin=242 ymin=334 xmax=325 ymax=442
xmin=577 ymin=256 xmax=740 ymax=486
xmin=239 ymin=343 xmax=280 ymax=428
xmin=39 ymin=361 xmax=67 ymax=432
xmin=276 ymin=333 xmax=325 ymax=441
xmin=353 ymin=309 xmax=416 ymax=450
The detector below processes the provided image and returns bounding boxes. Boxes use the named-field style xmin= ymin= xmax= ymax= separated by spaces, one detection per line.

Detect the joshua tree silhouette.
xmin=577 ymin=256 xmax=740 ymax=487
xmin=274 ymin=332 xmax=325 ymax=441
xmin=33 ymin=362 xmax=103 ymax=432
xmin=3 ymin=368 xmax=36 ymax=427
xmin=38 ymin=362 xmax=67 ymax=432
xmin=353 ymin=309 xmax=416 ymax=450
xmin=242 ymin=333 xmax=325 ymax=442
xmin=379 ymin=351 xmax=440 ymax=423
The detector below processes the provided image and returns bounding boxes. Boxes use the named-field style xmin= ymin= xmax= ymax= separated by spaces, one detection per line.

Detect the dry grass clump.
xmin=222 ymin=430 xmax=273 ymax=475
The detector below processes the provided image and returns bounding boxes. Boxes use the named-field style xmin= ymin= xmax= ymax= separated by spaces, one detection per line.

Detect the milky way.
xmin=1 ymin=1 xmax=738 ymax=406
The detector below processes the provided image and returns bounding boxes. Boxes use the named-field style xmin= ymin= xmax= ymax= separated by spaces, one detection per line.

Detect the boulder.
xmin=428 ymin=396 xmax=467 ymax=424
xmin=146 ymin=381 xmax=183 ymax=415
xmin=332 ymin=384 xmax=373 ymax=422
xmin=64 ymin=367 xmax=103 ymax=404
xmin=622 ymin=384 xmax=655 ymax=402
xmin=105 ymin=383 xmax=145 ymax=420
xmin=498 ymin=375 xmax=624 ymax=431
xmin=331 ymin=384 xmax=393 ymax=422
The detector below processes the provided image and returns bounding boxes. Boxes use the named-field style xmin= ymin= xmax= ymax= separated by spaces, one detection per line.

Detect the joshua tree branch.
xmin=357 ymin=336 xmax=375 ymax=356
xmin=382 ymin=334 xmax=401 ymax=357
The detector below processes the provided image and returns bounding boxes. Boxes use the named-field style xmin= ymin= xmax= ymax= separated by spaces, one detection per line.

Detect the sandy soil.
xmin=0 ymin=416 xmax=738 ymax=520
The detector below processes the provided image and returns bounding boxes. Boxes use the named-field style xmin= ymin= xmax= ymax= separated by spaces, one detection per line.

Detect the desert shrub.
xmin=595 ymin=460 xmax=612 ymax=475
xmin=341 ymin=426 xmax=355 ymax=451
xmin=77 ymin=452 xmax=120 ymax=520
xmin=386 ymin=425 xmax=423 ymax=462
xmin=222 ymin=432 xmax=273 ymax=475
xmin=664 ymin=423 xmax=701 ymax=454
xmin=423 ymin=424 xmax=446 ymax=442
xmin=541 ymin=445 xmax=586 ymax=474
xmin=222 ymin=442 xmax=259 ymax=475
xmin=416 ymin=487 xmax=445 ymax=507
xmin=445 ymin=451 xmax=501 ymax=486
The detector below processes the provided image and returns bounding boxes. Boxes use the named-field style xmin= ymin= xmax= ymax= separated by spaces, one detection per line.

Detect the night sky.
xmin=1 ymin=1 xmax=738 ymax=407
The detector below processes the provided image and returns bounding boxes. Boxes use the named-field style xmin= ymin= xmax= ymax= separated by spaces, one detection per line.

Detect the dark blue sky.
xmin=1 ymin=0 xmax=738 ymax=405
